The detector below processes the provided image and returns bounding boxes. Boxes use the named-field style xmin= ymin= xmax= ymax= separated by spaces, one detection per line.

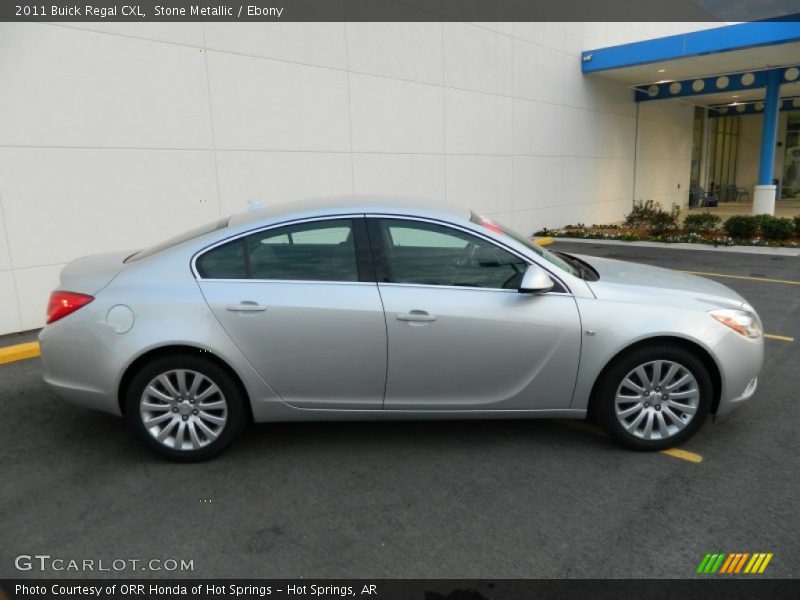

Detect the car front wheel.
xmin=595 ymin=344 xmax=712 ymax=450
xmin=125 ymin=354 xmax=247 ymax=461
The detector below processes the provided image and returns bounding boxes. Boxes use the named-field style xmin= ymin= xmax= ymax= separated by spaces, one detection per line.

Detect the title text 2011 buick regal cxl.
xmin=40 ymin=197 xmax=763 ymax=460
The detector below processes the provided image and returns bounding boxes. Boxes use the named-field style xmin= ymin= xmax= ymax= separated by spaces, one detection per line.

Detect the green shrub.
xmin=625 ymin=199 xmax=679 ymax=233
xmin=683 ymin=213 xmax=721 ymax=233
xmin=793 ymin=215 xmax=800 ymax=235
xmin=752 ymin=213 xmax=773 ymax=232
xmin=723 ymin=215 xmax=759 ymax=239
xmin=759 ymin=216 xmax=795 ymax=240
xmin=650 ymin=209 xmax=680 ymax=235
xmin=625 ymin=199 xmax=660 ymax=228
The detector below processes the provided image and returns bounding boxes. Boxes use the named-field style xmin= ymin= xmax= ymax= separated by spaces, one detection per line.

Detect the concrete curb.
xmin=0 ymin=341 xmax=41 ymax=366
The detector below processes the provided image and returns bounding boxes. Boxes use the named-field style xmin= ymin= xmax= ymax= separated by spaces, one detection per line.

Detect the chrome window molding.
xmin=191 ymin=211 xmax=572 ymax=294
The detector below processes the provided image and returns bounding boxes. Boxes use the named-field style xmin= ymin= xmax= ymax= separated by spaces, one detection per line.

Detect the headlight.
xmin=709 ymin=308 xmax=761 ymax=338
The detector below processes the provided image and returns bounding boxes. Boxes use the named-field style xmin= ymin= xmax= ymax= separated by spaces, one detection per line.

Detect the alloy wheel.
xmin=614 ymin=360 xmax=700 ymax=441
xmin=139 ymin=369 xmax=228 ymax=451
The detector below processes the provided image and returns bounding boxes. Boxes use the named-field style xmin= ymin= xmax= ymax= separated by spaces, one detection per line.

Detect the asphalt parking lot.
xmin=0 ymin=241 xmax=797 ymax=580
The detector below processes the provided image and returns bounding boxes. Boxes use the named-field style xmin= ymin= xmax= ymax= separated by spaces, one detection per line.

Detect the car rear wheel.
xmin=125 ymin=354 xmax=247 ymax=461
xmin=595 ymin=344 xmax=712 ymax=450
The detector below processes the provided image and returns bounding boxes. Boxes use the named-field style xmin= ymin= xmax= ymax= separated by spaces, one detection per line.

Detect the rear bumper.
xmin=39 ymin=315 xmax=121 ymax=416
xmin=41 ymin=376 xmax=122 ymax=416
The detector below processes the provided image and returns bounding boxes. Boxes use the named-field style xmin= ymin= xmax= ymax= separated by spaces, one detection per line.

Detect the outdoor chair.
xmin=736 ymin=186 xmax=750 ymax=202
xmin=690 ymin=187 xmax=718 ymax=209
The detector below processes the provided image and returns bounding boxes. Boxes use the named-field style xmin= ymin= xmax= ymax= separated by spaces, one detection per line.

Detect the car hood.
xmin=573 ymin=254 xmax=749 ymax=308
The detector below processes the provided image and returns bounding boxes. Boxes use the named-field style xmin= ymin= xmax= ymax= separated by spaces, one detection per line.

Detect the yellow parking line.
xmin=765 ymin=333 xmax=794 ymax=342
xmin=534 ymin=236 xmax=554 ymax=246
xmin=681 ymin=270 xmax=800 ymax=286
xmin=661 ymin=448 xmax=703 ymax=463
xmin=556 ymin=420 xmax=703 ymax=463
xmin=0 ymin=341 xmax=41 ymax=365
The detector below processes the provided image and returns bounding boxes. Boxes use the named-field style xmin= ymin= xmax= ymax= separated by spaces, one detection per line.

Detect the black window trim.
xmin=364 ymin=214 xmax=571 ymax=294
xmin=191 ymin=214 xmax=377 ymax=284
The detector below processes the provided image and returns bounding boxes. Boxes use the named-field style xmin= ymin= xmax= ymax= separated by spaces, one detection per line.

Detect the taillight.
xmin=46 ymin=291 xmax=94 ymax=324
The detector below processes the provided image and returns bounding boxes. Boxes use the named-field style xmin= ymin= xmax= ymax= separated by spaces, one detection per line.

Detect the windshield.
xmin=125 ymin=218 xmax=229 ymax=263
xmin=469 ymin=212 xmax=580 ymax=278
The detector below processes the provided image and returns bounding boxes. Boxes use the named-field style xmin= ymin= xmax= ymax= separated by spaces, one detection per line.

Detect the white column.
xmin=752 ymin=185 xmax=777 ymax=215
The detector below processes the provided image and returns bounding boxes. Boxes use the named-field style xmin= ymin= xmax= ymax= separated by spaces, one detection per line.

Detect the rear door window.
xmin=195 ymin=219 xmax=361 ymax=282
xmin=247 ymin=220 xmax=358 ymax=281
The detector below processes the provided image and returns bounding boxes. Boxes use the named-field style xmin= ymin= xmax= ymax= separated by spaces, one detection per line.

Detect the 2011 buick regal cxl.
xmin=39 ymin=198 xmax=763 ymax=460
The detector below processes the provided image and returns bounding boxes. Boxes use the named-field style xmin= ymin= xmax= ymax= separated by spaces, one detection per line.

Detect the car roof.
xmin=227 ymin=195 xmax=471 ymax=229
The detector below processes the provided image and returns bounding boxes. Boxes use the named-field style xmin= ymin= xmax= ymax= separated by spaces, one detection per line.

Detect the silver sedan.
xmin=40 ymin=198 xmax=763 ymax=460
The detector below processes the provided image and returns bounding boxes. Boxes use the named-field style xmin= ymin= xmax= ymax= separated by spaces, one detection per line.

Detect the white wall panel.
xmin=55 ymin=22 xmax=204 ymax=46
xmin=445 ymin=88 xmax=512 ymax=155
xmin=0 ymin=148 xmax=219 ymax=269
xmin=446 ymin=155 xmax=513 ymax=215
xmin=216 ymin=151 xmax=354 ymax=216
xmin=353 ymin=154 xmax=446 ymax=201
xmin=513 ymin=156 xmax=563 ymax=210
xmin=444 ymin=22 xmax=512 ymax=95
xmin=204 ymin=23 xmax=347 ymax=70
xmin=513 ymin=39 xmax=564 ymax=105
xmin=0 ymin=23 xmax=212 ymax=149
xmin=0 ymin=271 xmax=22 ymax=335
xmin=348 ymin=21 xmax=443 ymax=85
xmin=512 ymin=22 xmax=566 ymax=52
xmin=0 ymin=205 xmax=12 ymax=272
xmin=513 ymin=99 xmax=564 ymax=156
xmin=635 ymin=101 xmax=694 ymax=207
xmin=207 ymin=52 xmax=351 ymax=152
xmin=349 ymin=73 xmax=444 ymax=154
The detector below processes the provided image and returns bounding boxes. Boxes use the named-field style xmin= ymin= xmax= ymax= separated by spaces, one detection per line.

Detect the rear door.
xmin=368 ymin=216 xmax=582 ymax=411
xmin=196 ymin=217 xmax=387 ymax=410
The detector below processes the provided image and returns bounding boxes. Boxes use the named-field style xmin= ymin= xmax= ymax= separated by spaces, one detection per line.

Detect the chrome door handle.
xmin=226 ymin=302 xmax=268 ymax=312
xmin=396 ymin=311 xmax=437 ymax=322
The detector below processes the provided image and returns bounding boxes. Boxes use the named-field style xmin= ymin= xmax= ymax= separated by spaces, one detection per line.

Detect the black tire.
xmin=595 ymin=343 xmax=712 ymax=451
xmin=125 ymin=354 xmax=248 ymax=461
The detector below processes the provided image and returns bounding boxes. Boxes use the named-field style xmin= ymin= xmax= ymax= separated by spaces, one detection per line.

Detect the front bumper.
xmin=712 ymin=328 xmax=764 ymax=416
xmin=716 ymin=376 xmax=758 ymax=416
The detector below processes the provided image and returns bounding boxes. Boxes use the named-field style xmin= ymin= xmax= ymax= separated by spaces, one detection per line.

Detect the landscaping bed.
xmin=534 ymin=200 xmax=800 ymax=248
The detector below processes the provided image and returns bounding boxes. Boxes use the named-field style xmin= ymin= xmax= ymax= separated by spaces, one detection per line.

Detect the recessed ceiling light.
xmin=732 ymin=95 xmax=738 ymax=98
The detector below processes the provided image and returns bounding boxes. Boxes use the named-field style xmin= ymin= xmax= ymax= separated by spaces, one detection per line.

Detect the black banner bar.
xmin=1 ymin=0 xmax=799 ymax=23
xmin=3 ymin=579 xmax=800 ymax=600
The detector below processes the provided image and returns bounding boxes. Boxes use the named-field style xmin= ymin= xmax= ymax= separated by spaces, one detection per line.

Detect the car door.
xmin=368 ymin=216 xmax=581 ymax=411
xmin=196 ymin=216 xmax=387 ymax=410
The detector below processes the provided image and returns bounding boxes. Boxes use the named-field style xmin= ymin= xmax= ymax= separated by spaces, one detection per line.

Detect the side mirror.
xmin=518 ymin=264 xmax=554 ymax=294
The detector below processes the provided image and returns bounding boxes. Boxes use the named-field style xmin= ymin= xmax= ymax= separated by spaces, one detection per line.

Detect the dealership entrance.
xmin=582 ymin=21 xmax=800 ymax=216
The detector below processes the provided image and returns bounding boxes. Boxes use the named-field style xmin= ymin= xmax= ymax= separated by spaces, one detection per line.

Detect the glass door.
xmin=706 ymin=115 xmax=740 ymax=202
xmin=689 ymin=106 xmax=704 ymax=190
xmin=781 ymin=112 xmax=800 ymax=199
